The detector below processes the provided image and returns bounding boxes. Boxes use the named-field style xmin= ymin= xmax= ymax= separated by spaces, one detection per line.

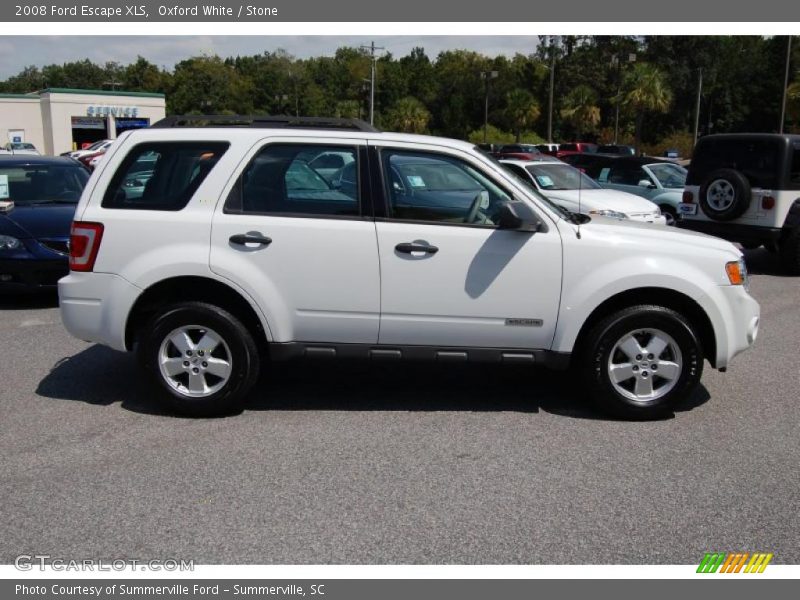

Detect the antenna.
xmin=576 ymin=162 xmax=582 ymax=239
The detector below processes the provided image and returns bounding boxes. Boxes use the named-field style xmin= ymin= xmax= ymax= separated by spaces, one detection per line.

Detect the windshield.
xmin=524 ymin=163 xmax=601 ymax=190
xmin=0 ymin=164 xmax=89 ymax=204
xmin=479 ymin=148 xmax=576 ymax=221
xmin=647 ymin=163 xmax=687 ymax=188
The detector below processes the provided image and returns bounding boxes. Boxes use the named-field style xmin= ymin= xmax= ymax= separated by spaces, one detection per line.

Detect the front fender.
xmin=552 ymin=255 xmax=731 ymax=366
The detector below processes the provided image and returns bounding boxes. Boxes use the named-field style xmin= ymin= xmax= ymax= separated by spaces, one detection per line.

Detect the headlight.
xmin=653 ymin=206 xmax=662 ymax=216
xmin=589 ymin=209 xmax=628 ymax=220
xmin=725 ymin=258 xmax=750 ymax=291
xmin=0 ymin=234 xmax=22 ymax=251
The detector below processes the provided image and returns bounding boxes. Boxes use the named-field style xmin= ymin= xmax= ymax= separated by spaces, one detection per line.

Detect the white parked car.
xmin=59 ymin=116 xmax=759 ymax=419
xmin=501 ymin=159 xmax=667 ymax=225
xmin=0 ymin=142 xmax=40 ymax=156
xmin=67 ymin=139 xmax=113 ymax=159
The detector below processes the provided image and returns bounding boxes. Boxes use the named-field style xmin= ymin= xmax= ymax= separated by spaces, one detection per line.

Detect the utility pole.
xmin=547 ymin=36 xmax=556 ymax=143
xmin=361 ymin=41 xmax=385 ymax=126
xmin=480 ymin=70 xmax=499 ymax=143
xmin=779 ymin=35 xmax=793 ymax=134
xmin=612 ymin=51 xmax=636 ymax=145
xmin=693 ymin=67 xmax=703 ymax=149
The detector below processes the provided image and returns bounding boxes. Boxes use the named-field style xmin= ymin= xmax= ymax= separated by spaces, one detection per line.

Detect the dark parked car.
xmin=0 ymin=156 xmax=90 ymax=291
xmin=597 ymin=144 xmax=636 ymax=156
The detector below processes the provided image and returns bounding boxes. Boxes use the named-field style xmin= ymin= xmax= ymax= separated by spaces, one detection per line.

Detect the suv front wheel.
xmin=580 ymin=305 xmax=704 ymax=419
xmin=138 ymin=302 xmax=260 ymax=417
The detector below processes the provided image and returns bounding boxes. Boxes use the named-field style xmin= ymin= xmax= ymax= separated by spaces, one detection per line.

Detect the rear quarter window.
xmin=102 ymin=142 xmax=229 ymax=210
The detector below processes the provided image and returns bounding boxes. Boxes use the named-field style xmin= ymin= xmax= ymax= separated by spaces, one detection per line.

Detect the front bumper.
xmin=59 ymin=272 xmax=142 ymax=351
xmin=698 ymin=284 xmax=760 ymax=369
xmin=0 ymin=258 xmax=68 ymax=291
xmin=628 ymin=213 xmax=668 ymax=226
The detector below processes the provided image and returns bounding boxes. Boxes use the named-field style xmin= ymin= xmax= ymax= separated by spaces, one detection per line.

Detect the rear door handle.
xmin=395 ymin=242 xmax=438 ymax=254
xmin=230 ymin=233 xmax=272 ymax=246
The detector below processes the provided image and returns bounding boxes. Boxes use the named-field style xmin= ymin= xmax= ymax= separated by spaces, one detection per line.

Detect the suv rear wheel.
xmin=698 ymin=168 xmax=751 ymax=221
xmin=580 ymin=305 xmax=704 ymax=419
xmin=138 ymin=302 xmax=260 ymax=416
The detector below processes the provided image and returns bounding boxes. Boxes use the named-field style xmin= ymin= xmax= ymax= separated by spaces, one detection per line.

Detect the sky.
xmin=0 ymin=36 xmax=542 ymax=78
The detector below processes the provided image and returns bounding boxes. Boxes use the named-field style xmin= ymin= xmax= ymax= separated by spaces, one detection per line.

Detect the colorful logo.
xmin=697 ymin=552 xmax=773 ymax=573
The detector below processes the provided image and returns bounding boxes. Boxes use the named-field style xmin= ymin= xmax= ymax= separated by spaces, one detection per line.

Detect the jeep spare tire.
xmin=699 ymin=168 xmax=751 ymax=221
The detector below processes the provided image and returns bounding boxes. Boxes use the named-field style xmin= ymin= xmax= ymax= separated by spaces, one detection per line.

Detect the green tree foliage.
xmin=1 ymin=36 xmax=796 ymax=147
xmin=384 ymin=96 xmax=431 ymax=133
xmin=169 ymin=56 xmax=253 ymax=114
xmin=623 ymin=63 xmax=672 ymax=153
xmin=466 ymin=124 xmax=516 ymax=145
xmin=504 ymin=89 xmax=541 ymax=142
xmin=560 ymin=84 xmax=601 ymax=138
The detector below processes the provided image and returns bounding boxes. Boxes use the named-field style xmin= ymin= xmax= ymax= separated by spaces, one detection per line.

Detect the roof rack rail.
xmin=150 ymin=115 xmax=380 ymax=132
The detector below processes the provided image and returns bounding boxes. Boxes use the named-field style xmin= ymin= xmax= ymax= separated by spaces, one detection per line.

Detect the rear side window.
xmin=688 ymin=139 xmax=782 ymax=188
xmin=102 ymin=142 xmax=228 ymax=210
xmin=225 ymin=144 xmax=360 ymax=217
xmin=791 ymin=144 xmax=800 ymax=185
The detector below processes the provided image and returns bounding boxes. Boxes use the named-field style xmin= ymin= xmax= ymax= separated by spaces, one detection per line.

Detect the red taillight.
xmin=762 ymin=196 xmax=775 ymax=210
xmin=682 ymin=191 xmax=694 ymax=204
xmin=69 ymin=222 xmax=104 ymax=272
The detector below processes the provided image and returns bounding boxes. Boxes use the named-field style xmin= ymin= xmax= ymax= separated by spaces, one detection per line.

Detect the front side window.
xmin=382 ymin=150 xmax=512 ymax=226
xmin=647 ymin=163 xmax=687 ymax=189
xmin=606 ymin=164 xmax=649 ymax=186
xmin=227 ymin=144 xmax=360 ymax=217
xmin=103 ymin=142 xmax=228 ymax=210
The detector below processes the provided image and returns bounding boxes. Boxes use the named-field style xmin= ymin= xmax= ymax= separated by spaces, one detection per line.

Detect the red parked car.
xmin=494 ymin=144 xmax=544 ymax=161
xmin=555 ymin=142 xmax=599 ymax=159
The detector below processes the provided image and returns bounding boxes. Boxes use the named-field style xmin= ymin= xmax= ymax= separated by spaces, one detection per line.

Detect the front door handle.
xmin=395 ymin=242 xmax=438 ymax=254
xmin=230 ymin=233 xmax=272 ymax=246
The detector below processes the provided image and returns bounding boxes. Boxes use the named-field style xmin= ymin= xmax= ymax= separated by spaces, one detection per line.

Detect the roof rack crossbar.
xmin=151 ymin=115 xmax=380 ymax=132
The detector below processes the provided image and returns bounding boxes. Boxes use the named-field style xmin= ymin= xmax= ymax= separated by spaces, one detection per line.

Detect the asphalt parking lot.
xmin=1 ymin=247 xmax=798 ymax=565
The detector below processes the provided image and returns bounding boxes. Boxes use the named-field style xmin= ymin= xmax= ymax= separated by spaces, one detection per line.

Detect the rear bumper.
xmin=678 ymin=220 xmax=783 ymax=245
xmin=58 ymin=272 xmax=142 ymax=351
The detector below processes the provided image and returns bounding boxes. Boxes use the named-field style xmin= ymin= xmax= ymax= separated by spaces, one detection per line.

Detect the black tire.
xmin=698 ymin=168 xmax=751 ymax=221
xmin=779 ymin=227 xmax=800 ymax=275
xmin=659 ymin=204 xmax=678 ymax=226
xmin=138 ymin=302 xmax=260 ymax=417
xmin=579 ymin=305 xmax=704 ymax=420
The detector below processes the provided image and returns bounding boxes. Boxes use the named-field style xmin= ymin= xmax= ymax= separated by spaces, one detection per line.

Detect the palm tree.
xmin=385 ymin=96 xmax=431 ymax=133
xmin=787 ymin=81 xmax=800 ymax=126
xmin=560 ymin=85 xmax=601 ymax=139
xmin=505 ymin=89 xmax=541 ymax=142
xmin=623 ymin=63 xmax=672 ymax=154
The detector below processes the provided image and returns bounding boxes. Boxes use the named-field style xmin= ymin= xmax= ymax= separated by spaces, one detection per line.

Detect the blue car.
xmin=0 ymin=156 xmax=90 ymax=291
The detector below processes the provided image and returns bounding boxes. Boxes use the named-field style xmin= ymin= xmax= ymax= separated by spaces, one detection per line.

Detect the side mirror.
xmin=496 ymin=201 xmax=544 ymax=232
xmin=638 ymin=179 xmax=656 ymax=189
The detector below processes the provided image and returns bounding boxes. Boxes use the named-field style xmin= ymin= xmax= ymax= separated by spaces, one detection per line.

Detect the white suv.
xmin=58 ymin=116 xmax=760 ymax=419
